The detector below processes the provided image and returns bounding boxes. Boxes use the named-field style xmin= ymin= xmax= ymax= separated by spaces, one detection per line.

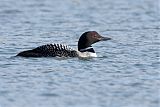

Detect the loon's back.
xmin=17 ymin=44 xmax=78 ymax=57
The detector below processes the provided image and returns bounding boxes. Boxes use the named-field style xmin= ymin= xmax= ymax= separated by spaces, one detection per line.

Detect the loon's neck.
xmin=79 ymin=46 xmax=95 ymax=53
xmin=77 ymin=46 xmax=97 ymax=58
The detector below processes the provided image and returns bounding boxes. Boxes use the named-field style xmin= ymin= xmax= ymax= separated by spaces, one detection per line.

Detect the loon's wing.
xmin=17 ymin=44 xmax=78 ymax=57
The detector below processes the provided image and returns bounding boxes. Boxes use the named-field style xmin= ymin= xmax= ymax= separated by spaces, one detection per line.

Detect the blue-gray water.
xmin=0 ymin=0 xmax=160 ymax=107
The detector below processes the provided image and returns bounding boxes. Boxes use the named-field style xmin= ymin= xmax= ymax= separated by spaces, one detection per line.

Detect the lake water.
xmin=0 ymin=0 xmax=159 ymax=107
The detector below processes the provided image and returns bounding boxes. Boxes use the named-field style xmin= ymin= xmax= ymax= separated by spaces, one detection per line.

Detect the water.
xmin=0 ymin=0 xmax=160 ymax=107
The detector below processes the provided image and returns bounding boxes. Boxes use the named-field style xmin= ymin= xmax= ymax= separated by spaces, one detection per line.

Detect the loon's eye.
xmin=93 ymin=35 xmax=97 ymax=38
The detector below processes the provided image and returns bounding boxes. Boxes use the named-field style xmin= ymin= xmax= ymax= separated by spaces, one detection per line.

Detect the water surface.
xmin=0 ymin=0 xmax=160 ymax=107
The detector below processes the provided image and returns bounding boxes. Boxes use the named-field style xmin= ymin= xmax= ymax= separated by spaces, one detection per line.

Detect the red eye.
xmin=93 ymin=35 xmax=97 ymax=38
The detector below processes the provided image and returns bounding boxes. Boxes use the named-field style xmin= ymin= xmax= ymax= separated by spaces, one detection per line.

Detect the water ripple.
xmin=0 ymin=0 xmax=159 ymax=107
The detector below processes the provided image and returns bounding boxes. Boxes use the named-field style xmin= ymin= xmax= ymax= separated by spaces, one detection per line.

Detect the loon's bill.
xmin=17 ymin=31 xmax=111 ymax=58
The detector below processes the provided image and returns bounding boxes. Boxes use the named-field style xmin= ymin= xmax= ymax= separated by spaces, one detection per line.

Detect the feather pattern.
xmin=17 ymin=44 xmax=78 ymax=57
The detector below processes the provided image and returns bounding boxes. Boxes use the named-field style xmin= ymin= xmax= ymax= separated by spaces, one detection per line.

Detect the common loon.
xmin=17 ymin=31 xmax=111 ymax=58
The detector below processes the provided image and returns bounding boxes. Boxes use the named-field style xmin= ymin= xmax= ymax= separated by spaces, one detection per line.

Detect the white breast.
xmin=76 ymin=51 xmax=97 ymax=58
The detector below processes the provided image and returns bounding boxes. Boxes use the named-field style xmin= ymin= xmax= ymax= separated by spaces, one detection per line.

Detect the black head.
xmin=78 ymin=31 xmax=111 ymax=51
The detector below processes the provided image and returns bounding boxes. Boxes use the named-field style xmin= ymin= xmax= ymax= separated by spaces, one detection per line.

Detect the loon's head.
xmin=78 ymin=31 xmax=111 ymax=52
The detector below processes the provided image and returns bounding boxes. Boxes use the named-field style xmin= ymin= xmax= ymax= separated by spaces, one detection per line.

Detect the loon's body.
xmin=17 ymin=31 xmax=111 ymax=58
xmin=17 ymin=44 xmax=78 ymax=57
